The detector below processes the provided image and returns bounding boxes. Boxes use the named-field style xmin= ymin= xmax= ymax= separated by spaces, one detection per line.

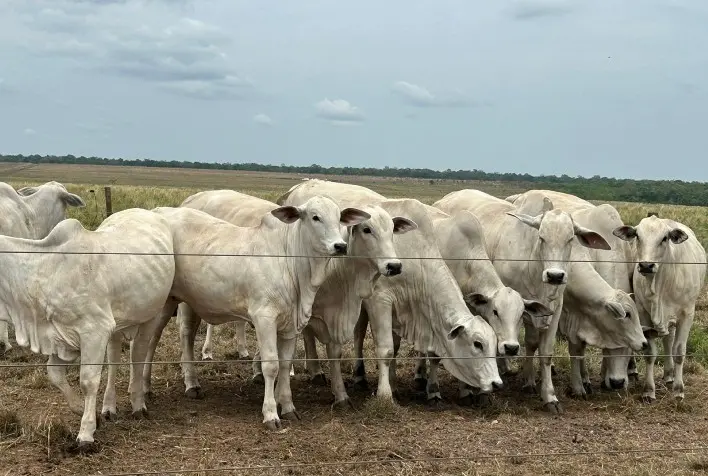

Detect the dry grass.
xmin=1 ymin=165 xmax=708 ymax=475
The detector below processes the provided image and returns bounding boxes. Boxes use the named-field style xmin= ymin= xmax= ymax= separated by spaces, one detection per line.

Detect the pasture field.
xmin=1 ymin=164 xmax=708 ymax=475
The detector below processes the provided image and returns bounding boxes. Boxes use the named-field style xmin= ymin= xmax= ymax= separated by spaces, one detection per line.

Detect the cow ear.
xmin=392 ymin=217 xmax=417 ymax=234
xmin=612 ymin=226 xmax=637 ymax=242
xmin=464 ymin=293 xmax=489 ymax=313
xmin=61 ymin=191 xmax=86 ymax=208
xmin=447 ymin=323 xmax=466 ymax=340
xmin=271 ymin=206 xmax=302 ymax=224
xmin=16 ymin=186 xmax=39 ymax=196
xmin=340 ymin=208 xmax=371 ymax=227
xmin=506 ymin=212 xmax=542 ymax=230
xmin=647 ymin=211 xmax=659 ymax=218
xmin=668 ymin=228 xmax=688 ymax=244
xmin=642 ymin=326 xmax=658 ymax=340
xmin=574 ymin=226 xmax=611 ymax=250
xmin=522 ymin=299 xmax=553 ymax=318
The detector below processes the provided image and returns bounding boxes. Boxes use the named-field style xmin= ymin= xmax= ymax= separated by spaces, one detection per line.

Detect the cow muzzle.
xmin=332 ymin=242 xmax=348 ymax=255
xmin=542 ymin=268 xmax=567 ymax=285
xmin=637 ymin=262 xmax=657 ymax=275
xmin=384 ymin=261 xmax=402 ymax=276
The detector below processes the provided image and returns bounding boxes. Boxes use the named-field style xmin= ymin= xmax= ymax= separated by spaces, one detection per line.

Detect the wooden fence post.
xmin=104 ymin=186 xmax=113 ymax=217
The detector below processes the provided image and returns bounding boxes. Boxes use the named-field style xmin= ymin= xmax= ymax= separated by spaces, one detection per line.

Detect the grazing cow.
xmin=434 ymin=189 xmax=615 ymax=413
xmin=613 ymin=214 xmax=707 ymax=401
xmin=147 ymin=197 xmax=371 ymax=430
xmin=172 ymin=189 xmax=417 ymax=409
xmin=0 ymin=181 xmax=85 ymax=353
xmin=506 ymin=190 xmax=649 ymax=397
xmin=0 ymin=208 xmax=175 ymax=447
xmin=277 ymin=180 xmax=504 ymax=400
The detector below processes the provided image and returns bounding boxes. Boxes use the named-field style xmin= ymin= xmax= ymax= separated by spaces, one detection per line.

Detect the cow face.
xmin=507 ymin=206 xmax=611 ymax=286
xmin=600 ymin=347 xmax=634 ymax=391
xmin=576 ymin=289 xmax=648 ymax=353
xmin=15 ymin=181 xmax=86 ymax=236
xmin=446 ymin=316 xmax=503 ymax=393
xmin=271 ymin=196 xmax=371 ymax=256
xmin=613 ymin=216 xmax=689 ymax=276
xmin=464 ymin=288 xmax=553 ymax=356
xmin=349 ymin=205 xmax=417 ymax=277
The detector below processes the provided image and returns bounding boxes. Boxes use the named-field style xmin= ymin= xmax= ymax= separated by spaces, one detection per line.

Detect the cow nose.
xmin=641 ymin=341 xmax=650 ymax=351
xmin=503 ymin=343 xmax=520 ymax=356
xmin=546 ymin=271 xmax=566 ymax=285
xmin=638 ymin=262 xmax=655 ymax=274
xmin=334 ymin=243 xmax=347 ymax=255
xmin=609 ymin=378 xmax=625 ymax=390
xmin=386 ymin=262 xmax=402 ymax=276
xmin=492 ymin=380 xmax=504 ymax=391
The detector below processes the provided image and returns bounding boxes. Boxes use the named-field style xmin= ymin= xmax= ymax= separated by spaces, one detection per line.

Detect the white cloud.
xmin=253 ymin=113 xmax=273 ymax=126
xmin=391 ymin=81 xmax=477 ymax=108
xmin=24 ymin=128 xmax=37 ymax=135
xmin=314 ymin=98 xmax=365 ymax=124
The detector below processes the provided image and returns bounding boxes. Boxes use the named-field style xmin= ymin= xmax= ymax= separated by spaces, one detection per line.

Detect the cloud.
xmin=14 ymin=1 xmax=253 ymax=100
xmin=391 ymin=81 xmax=478 ymax=108
xmin=314 ymin=98 xmax=365 ymax=124
xmin=506 ymin=0 xmax=574 ymax=20
xmin=253 ymin=113 xmax=273 ymax=126
xmin=24 ymin=128 xmax=37 ymax=135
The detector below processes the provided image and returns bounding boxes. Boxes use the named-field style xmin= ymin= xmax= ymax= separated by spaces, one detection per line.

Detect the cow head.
xmin=270 ymin=195 xmax=370 ymax=256
xmin=464 ymin=288 xmax=553 ymax=356
xmin=507 ymin=198 xmax=611 ymax=286
xmin=600 ymin=347 xmax=635 ymax=391
xmin=15 ymin=181 xmax=86 ymax=238
xmin=613 ymin=215 xmax=689 ymax=276
xmin=348 ymin=205 xmax=417 ymax=277
xmin=446 ymin=316 xmax=503 ymax=393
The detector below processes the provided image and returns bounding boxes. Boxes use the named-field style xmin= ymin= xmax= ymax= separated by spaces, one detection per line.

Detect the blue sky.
xmin=0 ymin=0 xmax=706 ymax=181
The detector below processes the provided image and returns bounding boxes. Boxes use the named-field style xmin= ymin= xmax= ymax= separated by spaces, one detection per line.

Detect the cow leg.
xmin=276 ymin=334 xmax=300 ymax=423
xmin=413 ymin=350 xmax=428 ymax=391
xmin=365 ymin=299 xmax=395 ymax=400
xmin=303 ymin=326 xmax=326 ymax=385
xmin=201 ymin=324 xmax=215 ymax=361
xmin=127 ymin=318 xmax=163 ymax=418
xmin=100 ymin=333 xmax=122 ymax=420
xmin=671 ymin=310 xmax=693 ymax=400
xmin=177 ymin=303 xmax=204 ymax=399
xmin=662 ymin=328 xmax=676 ymax=385
xmin=251 ymin=347 xmax=264 ymax=383
xmin=46 ymin=354 xmax=83 ymax=415
xmin=351 ymin=309 xmax=370 ymax=390
xmin=425 ymin=352 xmax=442 ymax=402
xmin=0 ymin=321 xmax=11 ymax=354
xmin=76 ymin=331 xmax=110 ymax=446
xmin=568 ymin=341 xmax=588 ymax=399
xmin=233 ymin=321 xmax=250 ymax=359
xmin=251 ymin=318 xmax=282 ymax=430
xmin=537 ymin=313 xmax=562 ymax=414
xmin=327 ymin=341 xmax=352 ymax=410
xmin=579 ymin=348 xmax=592 ymax=393
xmin=642 ymin=337 xmax=658 ymax=403
xmin=521 ymin=324 xmax=539 ymax=394
xmin=627 ymin=354 xmax=638 ymax=381
xmin=388 ymin=331 xmax=402 ymax=395
xmin=142 ymin=302 xmax=177 ymax=399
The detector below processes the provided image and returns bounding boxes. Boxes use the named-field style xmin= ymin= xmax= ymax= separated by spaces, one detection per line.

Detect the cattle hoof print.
xmin=185 ymin=386 xmax=205 ymax=400
xmin=310 ymin=373 xmax=328 ymax=387
xmin=413 ymin=377 xmax=427 ymax=392
xmin=252 ymin=374 xmax=265 ymax=385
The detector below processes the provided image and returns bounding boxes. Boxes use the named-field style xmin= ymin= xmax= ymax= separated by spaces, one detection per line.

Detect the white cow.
xmin=434 ymin=189 xmax=614 ymax=413
xmin=0 ymin=181 xmax=85 ymax=353
xmin=613 ymin=213 xmax=707 ymax=401
xmin=0 ymin=208 xmax=175 ymax=447
xmin=173 ymin=189 xmax=417 ymax=409
xmin=146 ymin=197 xmax=370 ymax=430
xmin=277 ymin=180 xmax=504 ymax=400
xmin=506 ymin=190 xmax=649 ymax=397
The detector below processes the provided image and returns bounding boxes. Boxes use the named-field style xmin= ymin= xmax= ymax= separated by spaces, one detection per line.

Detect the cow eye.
xmin=493 ymin=310 xmax=499 ymax=317
xmin=661 ymin=236 xmax=668 ymax=243
xmin=362 ymin=227 xmax=372 ymax=234
xmin=625 ymin=312 xmax=631 ymax=319
xmin=474 ymin=341 xmax=483 ymax=351
xmin=312 ymin=215 xmax=320 ymax=222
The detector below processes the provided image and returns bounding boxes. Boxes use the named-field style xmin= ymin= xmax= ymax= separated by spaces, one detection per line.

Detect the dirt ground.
xmin=2 ymin=314 xmax=708 ymax=476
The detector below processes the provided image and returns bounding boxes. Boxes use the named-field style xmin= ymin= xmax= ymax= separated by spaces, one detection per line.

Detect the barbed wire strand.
xmin=0 ymin=248 xmax=706 ymax=265
xmin=92 ymin=446 xmax=708 ymax=476
xmin=0 ymin=353 xmax=705 ymax=369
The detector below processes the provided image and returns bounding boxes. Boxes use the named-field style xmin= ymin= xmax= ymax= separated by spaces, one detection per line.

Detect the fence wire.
xmin=91 ymin=446 xmax=708 ymax=476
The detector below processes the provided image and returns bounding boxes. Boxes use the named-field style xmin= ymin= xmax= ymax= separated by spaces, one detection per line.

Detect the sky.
xmin=0 ymin=0 xmax=707 ymax=181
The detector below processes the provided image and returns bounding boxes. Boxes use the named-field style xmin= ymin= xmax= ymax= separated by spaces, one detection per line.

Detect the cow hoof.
xmin=476 ymin=394 xmax=492 ymax=408
xmin=426 ymin=397 xmax=444 ymax=409
xmin=641 ymin=394 xmax=656 ymax=404
xmin=252 ymin=374 xmax=265 ymax=385
xmin=101 ymin=410 xmax=117 ymax=422
xmin=185 ymin=387 xmax=205 ymax=400
xmin=352 ymin=379 xmax=369 ymax=391
xmin=522 ymin=384 xmax=537 ymax=395
xmin=502 ymin=368 xmax=519 ymax=377
xmin=238 ymin=353 xmax=251 ymax=360
xmin=144 ymin=391 xmax=155 ymax=402
xmin=458 ymin=395 xmax=474 ymax=407
xmin=543 ymin=402 xmax=563 ymax=415
xmin=332 ymin=399 xmax=355 ymax=412
xmin=281 ymin=411 xmax=301 ymax=423
xmin=264 ymin=419 xmax=282 ymax=431
xmin=130 ymin=408 xmax=149 ymax=420
xmin=201 ymin=355 xmax=213 ymax=361
xmin=310 ymin=373 xmax=328 ymax=387
xmin=413 ymin=377 xmax=427 ymax=392
xmin=583 ymin=383 xmax=593 ymax=394
xmin=73 ymin=440 xmax=100 ymax=454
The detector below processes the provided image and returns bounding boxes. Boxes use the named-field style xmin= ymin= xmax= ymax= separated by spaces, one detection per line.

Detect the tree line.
xmin=2 ymin=153 xmax=707 ymax=206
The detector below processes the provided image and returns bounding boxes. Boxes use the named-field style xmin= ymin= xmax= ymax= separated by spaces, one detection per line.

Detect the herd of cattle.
xmin=0 ymin=179 xmax=706 ymax=448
